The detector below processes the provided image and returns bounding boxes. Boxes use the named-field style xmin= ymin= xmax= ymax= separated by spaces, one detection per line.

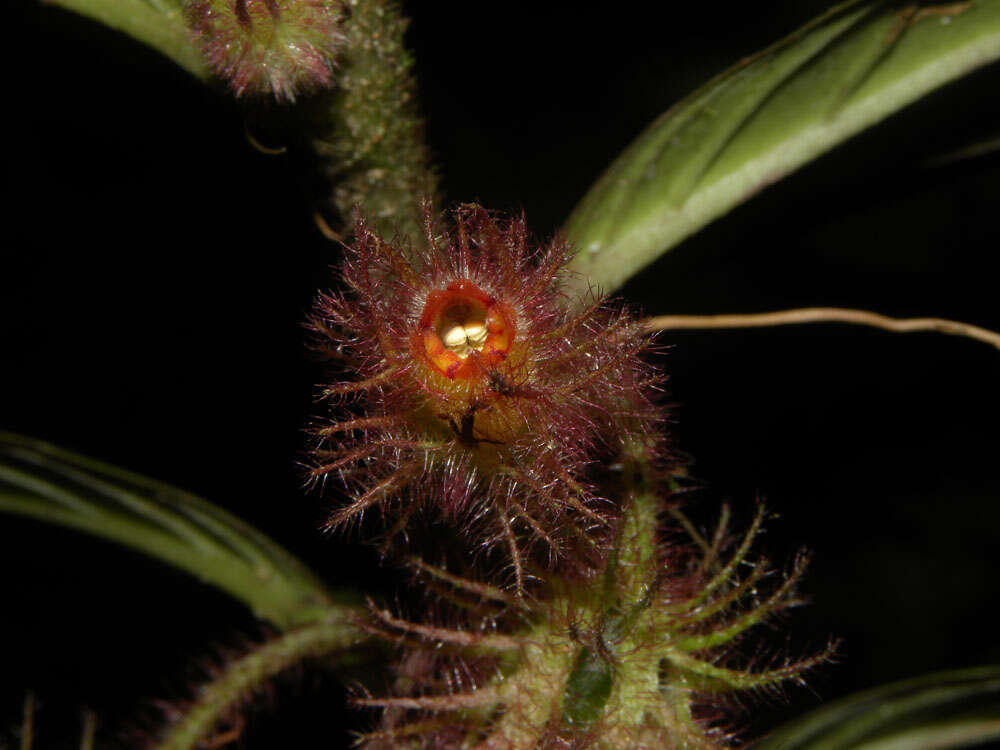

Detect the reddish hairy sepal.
xmin=184 ymin=0 xmax=343 ymax=101
xmin=308 ymin=203 xmax=661 ymax=589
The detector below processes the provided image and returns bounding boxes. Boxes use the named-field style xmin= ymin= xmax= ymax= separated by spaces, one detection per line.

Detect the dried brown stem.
xmin=644 ymin=308 xmax=1000 ymax=351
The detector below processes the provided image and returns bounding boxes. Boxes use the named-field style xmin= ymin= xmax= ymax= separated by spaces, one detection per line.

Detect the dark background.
xmin=4 ymin=0 xmax=1000 ymax=745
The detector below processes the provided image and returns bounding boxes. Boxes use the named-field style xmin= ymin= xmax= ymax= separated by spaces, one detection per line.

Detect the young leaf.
xmin=0 ymin=431 xmax=341 ymax=630
xmin=754 ymin=665 xmax=1000 ymax=749
xmin=565 ymin=0 xmax=1000 ymax=293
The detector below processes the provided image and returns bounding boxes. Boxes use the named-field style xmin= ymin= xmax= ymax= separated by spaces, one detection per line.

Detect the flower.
xmin=354 ymin=504 xmax=835 ymax=748
xmin=184 ymin=0 xmax=343 ymax=101
xmin=308 ymin=204 xmax=660 ymax=589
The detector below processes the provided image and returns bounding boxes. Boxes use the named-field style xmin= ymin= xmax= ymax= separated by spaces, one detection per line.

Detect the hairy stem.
xmin=312 ymin=0 xmax=439 ymax=241
xmin=156 ymin=613 xmax=370 ymax=750
xmin=614 ymin=460 xmax=660 ymax=611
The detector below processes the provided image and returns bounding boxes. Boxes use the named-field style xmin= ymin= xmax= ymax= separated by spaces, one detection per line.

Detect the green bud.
xmin=184 ymin=0 xmax=343 ymax=101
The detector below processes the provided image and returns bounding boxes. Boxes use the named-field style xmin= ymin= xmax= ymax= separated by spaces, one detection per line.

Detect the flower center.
xmin=437 ymin=299 xmax=489 ymax=357
xmin=419 ymin=280 xmax=513 ymax=379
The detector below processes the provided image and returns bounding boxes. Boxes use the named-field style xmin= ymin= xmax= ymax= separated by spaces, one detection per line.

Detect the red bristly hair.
xmin=308 ymin=204 xmax=660 ymax=590
xmin=185 ymin=0 xmax=343 ymax=102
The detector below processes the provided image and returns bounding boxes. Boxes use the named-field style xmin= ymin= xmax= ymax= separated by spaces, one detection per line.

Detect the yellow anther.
xmin=464 ymin=323 xmax=488 ymax=346
xmin=442 ymin=325 xmax=470 ymax=351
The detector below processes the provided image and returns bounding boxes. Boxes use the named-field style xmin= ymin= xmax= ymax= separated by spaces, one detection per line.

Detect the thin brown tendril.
xmin=644 ymin=308 xmax=1000 ymax=351
xmin=243 ymin=122 xmax=288 ymax=155
xmin=314 ymin=211 xmax=344 ymax=242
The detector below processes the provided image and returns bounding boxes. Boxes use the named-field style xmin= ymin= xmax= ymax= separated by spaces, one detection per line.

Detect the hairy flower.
xmin=354 ymin=502 xmax=835 ymax=749
xmin=308 ymin=204 xmax=659 ymax=588
xmin=184 ymin=0 xmax=343 ymax=101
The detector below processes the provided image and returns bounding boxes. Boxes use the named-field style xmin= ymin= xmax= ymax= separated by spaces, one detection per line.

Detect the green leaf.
xmin=562 ymin=646 xmax=615 ymax=727
xmin=565 ymin=0 xmax=1000 ymax=294
xmin=755 ymin=665 xmax=1000 ymax=749
xmin=46 ymin=0 xmax=208 ymax=80
xmin=0 ymin=431 xmax=339 ymax=630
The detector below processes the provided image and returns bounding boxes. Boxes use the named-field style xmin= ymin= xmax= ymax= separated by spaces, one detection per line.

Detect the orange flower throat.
xmin=419 ymin=280 xmax=514 ymax=379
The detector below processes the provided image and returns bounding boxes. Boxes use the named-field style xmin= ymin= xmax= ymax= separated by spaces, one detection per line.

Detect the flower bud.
xmin=184 ymin=0 xmax=343 ymax=101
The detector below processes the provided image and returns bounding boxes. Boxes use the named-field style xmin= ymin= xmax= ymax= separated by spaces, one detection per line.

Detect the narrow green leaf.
xmin=565 ymin=0 xmax=1000 ymax=294
xmin=0 ymin=431 xmax=338 ymax=630
xmin=755 ymin=665 xmax=1000 ymax=749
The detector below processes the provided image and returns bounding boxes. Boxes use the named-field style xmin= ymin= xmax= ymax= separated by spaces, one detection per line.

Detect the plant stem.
xmin=79 ymin=711 xmax=96 ymax=750
xmin=644 ymin=307 xmax=1000 ymax=351
xmin=44 ymin=0 xmax=208 ymax=80
xmin=156 ymin=613 xmax=370 ymax=750
xmin=20 ymin=693 xmax=33 ymax=750
xmin=312 ymin=0 xmax=439 ymax=242
xmin=614 ymin=461 xmax=660 ymax=610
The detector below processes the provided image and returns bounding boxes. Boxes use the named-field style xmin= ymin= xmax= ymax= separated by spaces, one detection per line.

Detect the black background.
xmin=4 ymin=0 xmax=1000 ymax=746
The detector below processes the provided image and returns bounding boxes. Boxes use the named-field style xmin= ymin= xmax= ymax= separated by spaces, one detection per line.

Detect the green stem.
xmin=156 ymin=613 xmax=370 ymax=750
xmin=312 ymin=0 xmax=439 ymax=241
xmin=558 ymin=449 xmax=662 ymax=729
xmin=612 ymin=450 xmax=661 ymax=612
xmin=44 ymin=0 xmax=209 ymax=80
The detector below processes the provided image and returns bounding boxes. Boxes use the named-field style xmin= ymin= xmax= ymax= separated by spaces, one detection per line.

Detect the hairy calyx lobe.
xmin=310 ymin=204 xmax=658 ymax=584
xmin=185 ymin=0 xmax=343 ymax=101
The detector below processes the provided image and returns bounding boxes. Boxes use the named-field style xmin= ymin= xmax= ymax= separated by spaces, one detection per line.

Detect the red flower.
xmin=309 ymin=204 xmax=659 ymax=589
